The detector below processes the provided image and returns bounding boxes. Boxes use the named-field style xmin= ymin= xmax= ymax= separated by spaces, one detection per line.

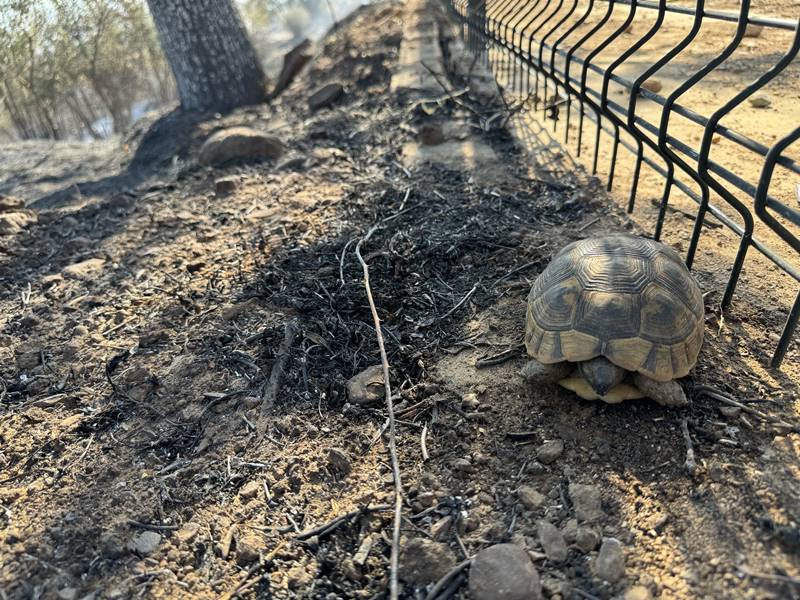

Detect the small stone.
xmin=398 ymin=538 xmax=455 ymax=584
xmin=417 ymin=491 xmax=437 ymax=507
xmin=174 ymin=522 xmax=201 ymax=544
xmin=569 ymin=483 xmax=604 ymax=522
xmin=198 ymin=127 xmax=284 ymax=166
xmin=624 ymin=585 xmax=654 ymax=600
xmin=536 ymin=439 xmax=564 ymax=464
xmin=239 ymin=480 xmax=261 ymax=500
xmin=418 ymin=123 xmax=445 ymax=146
xmin=0 ymin=194 xmax=24 ymax=212
xmin=518 ymin=485 xmax=546 ymax=511
xmin=235 ymin=531 xmax=263 ymax=565
xmin=469 ymin=543 xmax=542 ymax=600
xmin=308 ymin=83 xmax=345 ymax=110
xmin=346 ymin=365 xmax=385 ymax=406
xmin=430 ymin=515 xmax=453 ymax=541
xmin=56 ymin=588 xmax=77 ymax=600
xmin=62 ymin=258 xmax=106 ymax=280
xmin=214 ymin=177 xmax=238 ymax=196
xmin=595 ymin=537 xmax=626 ymax=583
xmin=461 ymin=392 xmax=480 ymax=410
xmin=0 ymin=211 xmax=36 ymax=235
xmin=327 ymin=447 xmax=352 ymax=474
xmin=450 ymin=457 xmax=474 ymax=473
xmin=749 ymin=94 xmax=771 ymax=108
xmin=640 ymin=79 xmax=662 ymax=94
xmin=719 ymin=406 xmax=741 ymax=419
xmin=537 ymin=520 xmax=568 ymax=562
xmin=129 ymin=531 xmax=161 ymax=556
xmin=574 ymin=527 xmax=600 ymax=552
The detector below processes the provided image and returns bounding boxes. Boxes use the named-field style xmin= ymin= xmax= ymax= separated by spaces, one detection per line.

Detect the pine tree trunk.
xmin=145 ymin=0 xmax=267 ymax=112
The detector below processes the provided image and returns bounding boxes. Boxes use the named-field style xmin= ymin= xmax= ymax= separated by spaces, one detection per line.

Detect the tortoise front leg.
xmin=522 ymin=360 xmax=573 ymax=384
xmin=632 ymin=374 xmax=689 ymax=407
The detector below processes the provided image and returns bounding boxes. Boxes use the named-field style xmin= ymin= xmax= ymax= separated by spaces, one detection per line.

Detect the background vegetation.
xmin=0 ymin=0 xmax=348 ymax=142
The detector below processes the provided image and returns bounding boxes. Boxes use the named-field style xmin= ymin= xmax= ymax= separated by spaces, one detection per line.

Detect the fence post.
xmin=467 ymin=0 xmax=486 ymax=54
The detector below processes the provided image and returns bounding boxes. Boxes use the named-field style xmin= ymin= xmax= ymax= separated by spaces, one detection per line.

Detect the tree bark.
xmin=145 ymin=0 xmax=267 ymax=112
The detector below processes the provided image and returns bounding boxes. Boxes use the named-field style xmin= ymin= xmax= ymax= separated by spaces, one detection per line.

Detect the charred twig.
xmin=438 ymin=283 xmax=478 ymax=321
xmin=295 ymin=504 xmax=392 ymax=541
xmin=258 ymin=320 xmax=299 ymax=428
xmin=476 ymin=344 xmax=524 ymax=368
xmin=356 ymin=225 xmax=403 ymax=600
xmin=128 ymin=520 xmax=181 ymax=531
xmin=695 ymin=385 xmax=799 ymax=432
xmin=680 ymin=418 xmax=697 ymax=475
xmin=506 ymin=430 xmax=538 ymax=440
xmin=424 ymin=558 xmax=472 ymax=600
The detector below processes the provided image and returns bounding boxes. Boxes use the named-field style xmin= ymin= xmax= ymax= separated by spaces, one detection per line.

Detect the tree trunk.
xmin=145 ymin=0 xmax=267 ymax=112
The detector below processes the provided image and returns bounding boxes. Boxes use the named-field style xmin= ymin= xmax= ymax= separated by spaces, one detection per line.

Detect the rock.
xmin=595 ymin=537 xmax=626 ymax=583
xmin=174 ymin=522 xmax=201 ymax=544
xmin=719 ymin=405 xmax=741 ymax=418
xmin=575 ymin=527 xmax=600 ymax=552
xmin=346 ymin=365 xmax=385 ymax=406
xmin=236 ymin=531 xmax=263 ymax=565
xmin=214 ymin=177 xmax=238 ymax=196
xmin=419 ymin=123 xmax=445 ymax=146
xmin=518 ymin=485 xmax=546 ymax=511
xmin=327 ymin=447 xmax=352 ymax=474
xmin=450 ymin=457 xmax=474 ymax=473
xmin=624 ymin=585 xmax=654 ymax=600
xmin=537 ymin=520 xmax=568 ymax=562
xmin=309 ymin=83 xmax=345 ymax=110
xmin=569 ymin=483 xmax=604 ymax=522
xmin=536 ymin=439 xmax=564 ymax=464
xmin=239 ymin=480 xmax=261 ymax=500
xmin=430 ymin=515 xmax=453 ymax=541
xmin=198 ymin=127 xmax=284 ymax=166
xmin=469 ymin=543 xmax=542 ymax=600
xmin=270 ymin=39 xmax=312 ymax=98
xmin=749 ymin=94 xmax=771 ymax=108
xmin=461 ymin=392 xmax=480 ymax=410
xmin=417 ymin=491 xmax=437 ymax=507
xmin=56 ymin=588 xmax=77 ymax=600
xmin=0 ymin=194 xmax=24 ymax=212
xmin=744 ymin=24 xmax=763 ymax=37
xmin=0 ymin=211 xmax=36 ymax=235
xmin=640 ymin=79 xmax=662 ymax=94
xmin=129 ymin=531 xmax=161 ymax=556
xmin=398 ymin=537 xmax=455 ymax=584
xmin=62 ymin=258 xmax=106 ymax=280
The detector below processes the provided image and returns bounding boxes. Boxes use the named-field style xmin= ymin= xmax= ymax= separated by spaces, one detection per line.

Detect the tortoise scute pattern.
xmin=525 ymin=235 xmax=704 ymax=382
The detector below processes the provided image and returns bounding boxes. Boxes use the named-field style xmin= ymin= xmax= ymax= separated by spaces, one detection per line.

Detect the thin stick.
xmin=421 ymin=423 xmax=430 ymax=461
xmin=356 ymin=226 xmax=403 ymax=600
xmin=258 ymin=320 xmax=298 ymax=428
xmin=438 ymin=283 xmax=478 ymax=321
xmin=424 ymin=558 xmax=472 ymax=600
xmin=695 ymin=385 xmax=799 ymax=432
xmin=680 ymin=418 xmax=697 ymax=475
xmin=476 ymin=344 xmax=524 ymax=368
xmin=294 ymin=504 xmax=391 ymax=541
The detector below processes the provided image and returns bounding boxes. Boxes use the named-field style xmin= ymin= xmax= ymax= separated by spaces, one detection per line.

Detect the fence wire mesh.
xmin=443 ymin=0 xmax=800 ymax=368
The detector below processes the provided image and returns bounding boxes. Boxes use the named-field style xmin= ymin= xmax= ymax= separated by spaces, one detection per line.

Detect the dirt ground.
xmin=1 ymin=2 xmax=799 ymax=600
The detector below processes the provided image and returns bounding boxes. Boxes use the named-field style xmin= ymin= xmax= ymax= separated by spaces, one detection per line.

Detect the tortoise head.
xmin=578 ymin=357 xmax=627 ymax=396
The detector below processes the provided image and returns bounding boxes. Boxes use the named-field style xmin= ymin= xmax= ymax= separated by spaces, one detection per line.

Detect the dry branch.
xmin=258 ymin=320 xmax=298 ymax=433
xmin=355 ymin=224 xmax=403 ymax=600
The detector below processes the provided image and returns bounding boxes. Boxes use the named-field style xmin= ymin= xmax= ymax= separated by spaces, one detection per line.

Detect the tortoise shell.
xmin=525 ymin=235 xmax=704 ymax=382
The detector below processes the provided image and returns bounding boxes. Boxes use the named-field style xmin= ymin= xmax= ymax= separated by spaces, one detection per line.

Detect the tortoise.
xmin=523 ymin=234 xmax=704 ymax=407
